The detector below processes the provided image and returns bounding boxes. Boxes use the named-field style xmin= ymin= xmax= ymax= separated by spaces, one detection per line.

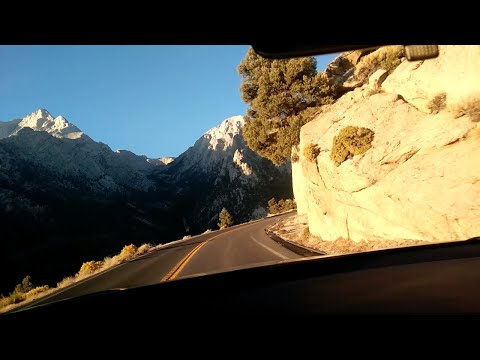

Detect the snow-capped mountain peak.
xmin=161 ymin=114 xmax=292 ymax=231
xmin=17 ymin=109 xmax=55 ymax=132
xmin=204 ymin=115 xmax=245 ymax=151
xmin=1 ymin=109 xmax=84 ymax=140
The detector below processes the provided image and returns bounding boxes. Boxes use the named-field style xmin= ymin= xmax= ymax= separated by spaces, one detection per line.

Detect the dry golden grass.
xmin=0 ymin=283 xmax=51 ymax=313
xmin=0 ymin=292 xmax=25 ymax=308
xmin=98 ymin=257 xmax=117 ymax=271
xmin=136 ymin=243 xmax=152 ymax=255
xmin=77 ymin=260 xmax=104 ymax=277
xmin=354 ymin=45 xmax=404 ymax=83
xmin=57 ymin=276 xmax=76 ymax=288
xmin=203 ymin=229 xmax=212 ymax=234
xmin=116 ymin=244 xmax=138 ymax=263
xmin=25 ymin=285 xmax=50 ymax=297
xmin=183 ymin=235 xmax=192 ymax=240
xmin=1 ymin=242 xmax=154 ymax=313
xmin=0 ymin=285 xmax=52 ymax=314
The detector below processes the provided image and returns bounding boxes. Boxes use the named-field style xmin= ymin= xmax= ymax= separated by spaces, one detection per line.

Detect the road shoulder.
xmin=266 ymin=213 xmax=430 ymax=255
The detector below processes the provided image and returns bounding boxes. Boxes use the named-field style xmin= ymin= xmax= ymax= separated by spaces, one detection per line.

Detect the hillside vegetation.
xmin=238 ymin=48 xmax=338 ymax=165
xmin=0 ymin=243 xmax=153 ymax=313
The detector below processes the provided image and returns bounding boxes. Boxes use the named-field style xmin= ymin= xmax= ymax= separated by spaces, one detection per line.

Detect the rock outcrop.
xmin=325 ymin=49 xmax=373 ymax=82
xmin=325 ymin=46 xmax=403 ymax=94
xmin=294 ymin=45 xmax=480 ymax=243
xmin=383 ymin=45 xmax=480 ymax=114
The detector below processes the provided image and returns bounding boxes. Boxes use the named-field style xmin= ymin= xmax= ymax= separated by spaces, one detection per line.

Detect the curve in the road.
xmin=14 ymin=212 xmax=304 ymax=311
xmin=175 ymin=214 xmax=302 ymax=279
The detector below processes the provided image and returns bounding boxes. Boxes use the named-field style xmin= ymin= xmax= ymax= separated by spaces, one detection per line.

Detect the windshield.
xmin=1 ymin=45 xmax=478 ymax=313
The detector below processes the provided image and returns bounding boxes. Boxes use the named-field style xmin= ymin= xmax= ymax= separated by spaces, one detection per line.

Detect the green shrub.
xmin=14 ymin=275 xmax=33 ymax=294
xmin=330 ymin=126 xmax=375 ymax=166
xmin=427 ymin=92 xmax=447 ymax=114
xmin=0 ymin=275 xmax=35 ymax=309
xmin=218 ymin=208 xmax=234 ymax=229
xmin=268 ymin=198 xmax=297 ymax=214
xmin=303 ymin=143 xmax=320 ymax=162
xmin=268 ymin=198 xmax=279 ymax=214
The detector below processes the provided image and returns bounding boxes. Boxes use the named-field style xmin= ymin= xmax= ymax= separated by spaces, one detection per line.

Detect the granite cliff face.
xmin=293 ymin=45 xmax=480 ymax=243
xmin=156 ymin=116 xmax=292 ymax=232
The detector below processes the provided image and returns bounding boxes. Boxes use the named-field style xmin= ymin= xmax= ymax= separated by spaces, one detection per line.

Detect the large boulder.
xmin=383 ymin=45 xmax=480 ymax=114
xmin=326 ymin=46 xmax=405 ymax=94
xmin=294 ymin=45 xmax=480 ymax=243
xmin=325 ymin=50 xmax=368 ymax=80
xmin=325 ymin=49 xmax=375 ymax=93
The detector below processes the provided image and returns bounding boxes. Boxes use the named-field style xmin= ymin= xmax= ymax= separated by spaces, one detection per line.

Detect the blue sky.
xmin=0 ymin=45 xmax=338 ymax=158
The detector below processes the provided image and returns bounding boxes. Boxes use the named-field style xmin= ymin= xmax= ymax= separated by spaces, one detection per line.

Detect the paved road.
xmin=19 ymin=212 xmax=302 ymax=310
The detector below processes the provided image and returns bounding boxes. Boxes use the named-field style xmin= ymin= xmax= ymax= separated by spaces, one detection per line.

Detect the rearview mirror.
xmin=252 ymin=44 xmax=439 ymax=61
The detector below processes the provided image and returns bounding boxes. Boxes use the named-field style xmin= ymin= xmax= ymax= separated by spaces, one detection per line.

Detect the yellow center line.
xmin=161 ymin=221 xmax=262 ymax=282
xmin=161 ymin=241 xmax=208 ymax=281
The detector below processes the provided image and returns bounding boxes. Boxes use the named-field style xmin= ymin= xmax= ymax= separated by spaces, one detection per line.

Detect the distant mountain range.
xmin=157 ymin=115 xmax=292 ymax=232
xmin=0 ymin=109 xmax=292 ymax=292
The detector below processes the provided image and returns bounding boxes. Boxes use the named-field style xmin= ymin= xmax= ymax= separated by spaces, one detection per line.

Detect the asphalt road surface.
xmin=18 ymin=212 xmax=304 ymax=310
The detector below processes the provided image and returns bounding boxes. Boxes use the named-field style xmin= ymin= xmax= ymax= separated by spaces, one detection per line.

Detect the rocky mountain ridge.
xmin=0 ymin=110 xmax=292 ymax=292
